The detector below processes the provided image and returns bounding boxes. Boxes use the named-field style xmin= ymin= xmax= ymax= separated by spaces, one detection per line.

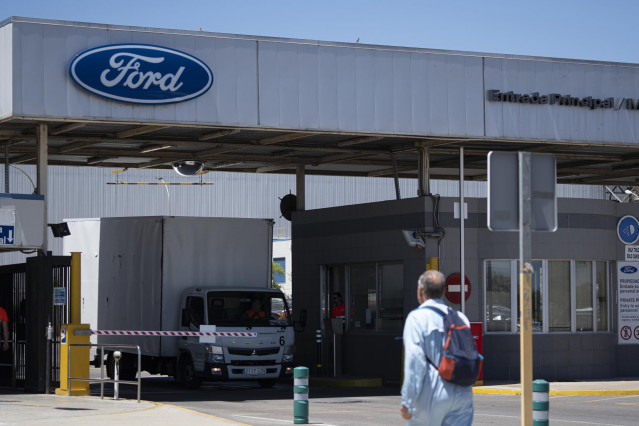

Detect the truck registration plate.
xmin=244 ymin=367 xmax=266 ymax=375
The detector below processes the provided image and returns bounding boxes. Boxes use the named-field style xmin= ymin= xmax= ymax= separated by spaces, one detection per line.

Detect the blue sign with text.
xmin=69 ymin=44 xmax=213 ymax=105
xmin=0 ymin=225 xmax=15 ymax=245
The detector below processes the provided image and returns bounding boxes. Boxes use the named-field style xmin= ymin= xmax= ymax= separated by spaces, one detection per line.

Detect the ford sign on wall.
xmin=69 ymin=44 xmax=213 ymax=105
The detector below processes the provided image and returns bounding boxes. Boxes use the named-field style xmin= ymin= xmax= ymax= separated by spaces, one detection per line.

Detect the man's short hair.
xmin=332 ymin=292 xmax=342 ymax=299
xmin=418 ymin=270 xmax=446 ymax=299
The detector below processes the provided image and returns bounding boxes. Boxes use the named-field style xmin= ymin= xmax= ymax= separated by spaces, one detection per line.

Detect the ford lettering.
xmin=69 ymin=44 xmax=213 ymax=105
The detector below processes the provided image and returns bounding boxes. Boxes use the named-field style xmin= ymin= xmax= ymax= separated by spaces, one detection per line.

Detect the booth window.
xmin=348 ymin=262 xmax=404 ymax=332
xmin=596 ymin=261 xmax=608 ymax=331
xmin=548 ymin=260 xmax=571 ymax=332
xmin=484 ymin=259 xmax=610 ymax=334
xmin=485 ymin=260 xmax=512 ymax=332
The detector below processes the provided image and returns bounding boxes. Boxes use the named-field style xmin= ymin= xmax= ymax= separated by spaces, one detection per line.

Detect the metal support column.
xmin=4 ymin=143 xmax=9 ymax=193
xmin=460 ymin=146 xmax=465 ymax=314
xmin=36 ymin=123 xmax=48 ymax=255
xmin=519 ymin=152 xmax=533 ymax=426
xmin=417 ymin=146 xmax=430 ymax=196
xmin=296 ymin=165 xmax=305 ymax=212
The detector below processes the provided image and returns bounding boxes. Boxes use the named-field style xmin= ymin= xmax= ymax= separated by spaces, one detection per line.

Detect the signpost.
xmin=488 ymin=151 xmax=557 ymax=426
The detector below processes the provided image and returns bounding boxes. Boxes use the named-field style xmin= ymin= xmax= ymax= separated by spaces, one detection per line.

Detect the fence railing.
xmin=68 ymin=343 xmax=141 ymax=403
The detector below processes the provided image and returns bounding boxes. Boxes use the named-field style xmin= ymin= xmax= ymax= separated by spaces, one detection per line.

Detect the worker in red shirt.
xmin=0 ymin=305 xmax=9 ymax=352
xmin=331 ymin=292 xmax=345 ymax=319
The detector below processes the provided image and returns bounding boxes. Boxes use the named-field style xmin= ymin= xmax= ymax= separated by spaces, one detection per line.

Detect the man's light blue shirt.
xmin=401 ymin=298 xmax=474 ymax=425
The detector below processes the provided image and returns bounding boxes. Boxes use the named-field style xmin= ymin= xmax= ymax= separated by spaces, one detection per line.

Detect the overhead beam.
xmin=199 ymin=128 xmax=241 ymax=140
xmin=114 ymin=125 xmax=170 ymax=139
xmin=137 ymin=158 xmax=175 ymax=169
xmin=337 ymin=136 xmax=382 ymax=147
xmin=367 ymin=166 xmax=414 ymax=177
xmin=0 ymin=130 xmax=24 ymax=138
xmin=58 ymin=140 xmax=103 ymax=153
xmin=257 ymin=132 xmax=316 ymax=145
xmin=50 ymin=122 xmax=86 ymax=135
xmin=196 ymin=145 xmax=244 ymax=158
xmin=314 ymin=152 xmax=378 ymax=164
xmin=256 ymin=164 xmax=298 ymax=173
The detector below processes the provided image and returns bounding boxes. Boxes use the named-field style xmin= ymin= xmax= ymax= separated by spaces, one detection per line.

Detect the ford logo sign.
xmin=69 ymin=44 xmax=213 ymax=105
xmin=620 ymin=265 xmax=638 ymax=274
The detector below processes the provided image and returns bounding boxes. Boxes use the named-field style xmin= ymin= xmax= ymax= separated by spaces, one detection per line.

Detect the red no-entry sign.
xmin=445 ymin=273 xmax=471 ymax=305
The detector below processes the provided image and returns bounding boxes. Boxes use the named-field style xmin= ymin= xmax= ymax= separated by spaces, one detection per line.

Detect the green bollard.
xmin=532 ymin=379 xmax=549 ymax=425
xmin=293 ymin=366 xmax=309 ymax=424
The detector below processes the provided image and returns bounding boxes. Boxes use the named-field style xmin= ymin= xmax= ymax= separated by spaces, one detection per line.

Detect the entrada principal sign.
xmin=69 ymin=44 xmax=213 ymax=105
xmin=487 ymin=90 xmax=639 ymax=111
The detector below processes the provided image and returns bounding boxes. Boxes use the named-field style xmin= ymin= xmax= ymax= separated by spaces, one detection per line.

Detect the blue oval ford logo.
xmin=69 ymin=44 xmax=213 ymax=105
xmin=620 ymin=265 xmax=638 ymax=274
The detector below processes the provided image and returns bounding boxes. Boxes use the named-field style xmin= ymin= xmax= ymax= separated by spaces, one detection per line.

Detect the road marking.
xmin=236 ymin=415 xmax=338 ymax=426
xmin=155 ymin=402 xmax=249 ymax=425
xmin=475 ymin=413 xmax=623 ymax=425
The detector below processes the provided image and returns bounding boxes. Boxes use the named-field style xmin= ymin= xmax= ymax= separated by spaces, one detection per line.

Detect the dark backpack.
xmin=423 ymin=305 xmax=483 ymax=386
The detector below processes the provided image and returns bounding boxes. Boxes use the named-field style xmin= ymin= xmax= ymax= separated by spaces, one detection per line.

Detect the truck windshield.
xmin=207 ymin=291 xmax=292 ymax=327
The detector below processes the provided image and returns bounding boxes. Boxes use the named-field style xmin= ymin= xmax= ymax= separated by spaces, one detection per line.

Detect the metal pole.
xmin=460 ymin=146 xmax=465 ymax=314
xmin=45 ymin=322 xmax=53 ymax=394
xmin=36 ymin=123 xmax=48 ymax=254
xmin=4 ymin=144 xmax=8 ymax=193
xmin=100 ymin=347 xmax=105 ymax=400
xmin=519 ymin=152 xmax=533 ymax=426
xmin=296 ymin=165 xmax=305 ymax=212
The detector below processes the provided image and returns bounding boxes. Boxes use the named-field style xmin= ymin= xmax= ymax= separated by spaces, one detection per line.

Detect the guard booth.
xmin=0 ymin=193 xmax=70 ymax=392
xmin=0 ymin=255 xmax=71 ymax=391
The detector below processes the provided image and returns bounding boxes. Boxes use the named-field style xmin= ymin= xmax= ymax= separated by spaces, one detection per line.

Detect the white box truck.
xmin=63 ymin=216 xmax=295 ymax=388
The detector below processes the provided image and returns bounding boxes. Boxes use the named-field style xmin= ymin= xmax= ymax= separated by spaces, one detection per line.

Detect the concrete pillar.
xmin=296 ymin=165 xmax=305 ymax=212
xmin=36 ymin=123 xmax=48 ymax=254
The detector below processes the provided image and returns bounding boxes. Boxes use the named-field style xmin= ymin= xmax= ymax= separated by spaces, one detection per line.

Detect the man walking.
xmin=400 ymin=270 xmax=474 ymax=425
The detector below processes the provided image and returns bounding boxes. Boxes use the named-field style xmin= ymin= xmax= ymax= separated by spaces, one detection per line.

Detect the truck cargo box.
xmin=63 ymin=216 xmax=273 ymax=357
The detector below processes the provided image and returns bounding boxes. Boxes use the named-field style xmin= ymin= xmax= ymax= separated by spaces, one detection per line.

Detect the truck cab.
xmin=177 ymin=286 xmax=294 ymax=388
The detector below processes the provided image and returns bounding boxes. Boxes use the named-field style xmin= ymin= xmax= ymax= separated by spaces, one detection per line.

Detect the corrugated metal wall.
xmin=0 ymin=165 xmax=603 ymax=264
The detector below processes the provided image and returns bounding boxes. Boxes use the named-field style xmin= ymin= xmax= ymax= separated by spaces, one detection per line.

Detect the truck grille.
xmin=231 ymin=360 xmax=277 ymax=366
xmin=228 ymin=347 xmax=280 ymax=356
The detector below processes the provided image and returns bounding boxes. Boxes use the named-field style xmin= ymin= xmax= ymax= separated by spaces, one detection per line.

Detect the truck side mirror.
xmin=294 ymin=309 xmax=307 ymax=332
xmin=181 ymin=308 xmax=189 ymax=327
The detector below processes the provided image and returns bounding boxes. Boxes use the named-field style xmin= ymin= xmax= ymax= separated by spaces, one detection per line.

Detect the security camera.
xmin=172 ymin=160 xmax=204 ymax=176
xmin=402 ymin=230 xmax=425 ymax=249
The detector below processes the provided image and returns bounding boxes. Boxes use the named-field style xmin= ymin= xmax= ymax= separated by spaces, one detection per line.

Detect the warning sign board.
xmin=626 ymin=245 xmax=639 ymax=261
xmin=618 ymin=262 xmax=639 ymax=344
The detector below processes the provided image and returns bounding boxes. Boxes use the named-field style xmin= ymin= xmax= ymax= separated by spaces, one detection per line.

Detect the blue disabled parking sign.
xmin=618 ymin=215 xmax=639 ymax=245
xmin=0 ymin=225 xmax=15 ymax=245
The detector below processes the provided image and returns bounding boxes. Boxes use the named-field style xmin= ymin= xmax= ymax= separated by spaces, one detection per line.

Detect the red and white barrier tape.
xmin=90 ymin=330 xmax=257 ymax=337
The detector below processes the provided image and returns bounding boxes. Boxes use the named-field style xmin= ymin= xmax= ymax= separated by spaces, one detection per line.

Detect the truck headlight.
xmin=283 ymin=345 xmax=294 ymax=362
xmin=205 ymin=344 xmax=223 ymax=354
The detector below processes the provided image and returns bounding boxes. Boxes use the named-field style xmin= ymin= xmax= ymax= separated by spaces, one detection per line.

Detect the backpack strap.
xmin=423 ymin=305 xmax=447 ymax=317
xmin=420 ymin=305 xmax=449 ymax=369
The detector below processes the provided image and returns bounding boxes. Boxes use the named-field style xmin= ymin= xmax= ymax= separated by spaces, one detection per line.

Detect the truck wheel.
xmin=178 ymin=356 xmax=202 ymax=389
xmin=258 ymin=379 xmax=277 ymax=389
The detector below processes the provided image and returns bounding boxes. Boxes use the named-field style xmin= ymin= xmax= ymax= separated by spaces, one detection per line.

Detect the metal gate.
xmin=0 ymin=256 xmax=71 ymax=390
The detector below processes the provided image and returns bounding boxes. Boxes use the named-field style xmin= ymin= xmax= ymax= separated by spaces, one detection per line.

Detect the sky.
xmin=3 ymin=0 xmax=639 ymax=64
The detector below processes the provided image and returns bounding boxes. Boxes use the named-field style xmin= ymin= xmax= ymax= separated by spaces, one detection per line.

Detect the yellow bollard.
xmin=55 ymin=323 xmax=90 ymax=395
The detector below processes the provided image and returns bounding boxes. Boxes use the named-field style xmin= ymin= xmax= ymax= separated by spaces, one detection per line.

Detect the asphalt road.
xmin=96 ymin=377 xmax=639 ymax=426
